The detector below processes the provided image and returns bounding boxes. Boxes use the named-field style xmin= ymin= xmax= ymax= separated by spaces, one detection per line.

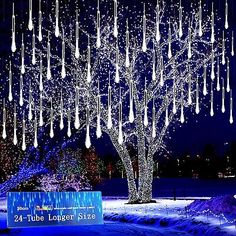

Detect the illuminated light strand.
xmin=28 ymin=81 xmax=33 ymax=121
xmin=156 ymin=2 xmax=161 ymax=42
xmin=39 ymin=53 xmax=43 ymax=92
xmin=160 ymin=54 xmax=164 ymax=86
xmin=183 ymin=209 xmax=236 ymax=225
xmin=211 ymin=3 xmax=215 ymax=44
xmin=96 ymin=80 xmax=102 ymax=138
xmin=11 ymin=3 xmax=16 ymax=52
xmin=168 ymin=20 xmax=172 ymax=59
xmin=188 ymin=21 xmax=192 ymax=59
xmin=61 ymin=29 xmax=66 ymax=79
xmin=38 ymin=0 xmax=42 ymax=42
xmin=232 ymin=31 xmax=235 ymax=56
xmin=210 ymin=82 xmax=214 ymax=117
xmin=32 ymin=27 xmax=36 ymax=65
xmin=230 ymin=89 xmax=233 ymax=124
xmin=225 ymin=0 xmax=229 ymax=29
xmin=113 ymin=0 xmax=118 ymax=37
xmin=211 ymin=44 xmax=215 ymax=81
xmin=55 ymin=0 xmax=60 ymax=37
xmin=22 ymin=112 xmax=26 ymax=151
xmin=142 ymin=3 xmax=147 ymax=52
xmin=125 ymin=19 xmax=130 ymax=68
xmin=19 ymin=75 xmax=23 ymax=106
xmin=188 ymin=74 xmax=192 ymax=105
xmin=67 ymin=109 xmax=71 ymax=137
xmin=21 ymin=34 xmax=25 ymax=75
xmin=50 ymin=98 xmax=54 ymax=138
xmin=221 ymin=78 xmax=225 ymax=113
xmin=34 ymin=110 xmax=38 ymax=148
xmin=96 ymin=0 xmax=101 ymax=48
xmin=85 ymin=103 xmax=91 ymax=149
xmin=47 ymin=32 xmax=52 ymax=79
xmin=75 ymin=10 xmax=80 ymax=59
xmin=195 ymin=76 xmax=200 ymax=114
xmin=222 ymin=31 xmax=226 ymax=65
xmin=115 ymin=39 xmax=120 ymax=83
xmin=87 ymin=36 xmax=91 ymax=83
xmin=129 ymin=79 xmax=134 ymax=123
xmin=203 ymin=64 xmax=207 ymax=96
xmin=216 ymin=57 xmax=220 ymax=91
xmin=180 ymin=89 xmax=185 ymax=123
xmin=74 ymin=86 xmax=80 ymax=129
xmin=39 ymin=92 xmax=43 ymax=127
xmin=226 ymin=57 xmax=230 ymax=92
xmin=28 ymin=0 xmax=33 ymax=31
xmin=152 ymin=46 xmax=156 ymax=81
xmin=8 ymin=62 xmax=13 ymax=102
xmin=198 ymin=0 xmax=203 ymax=37
xmin=179 ymin=0 xmax=183 ymax=38
xmin=173 ymin=80 xmax=177 ymax=114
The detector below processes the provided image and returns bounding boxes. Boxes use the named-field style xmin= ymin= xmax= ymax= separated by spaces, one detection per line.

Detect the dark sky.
xmin=0 ymin=0 xmax=235 ymax=158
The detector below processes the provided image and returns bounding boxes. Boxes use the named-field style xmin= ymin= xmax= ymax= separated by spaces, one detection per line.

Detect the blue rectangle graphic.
xmin=7 ymin=191 xmax=103 ymax=228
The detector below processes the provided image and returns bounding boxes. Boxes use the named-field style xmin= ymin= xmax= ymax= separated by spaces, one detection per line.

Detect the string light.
xmin=75 ymin=9 xmax=80 ymax=59
xmin=28 ymin=0 xmax=33 ymax=31
xmin=11 ymin=3 xmax=16 ymax=52
xmin=38 ymin=0 xmax=42 ymax=42
xmin=179 ymin=0 xmax=183 ymax=38
xmin=113 ymin=0 xmax=118 ymax=37
xmin=96 ymin=0 xmax=101 ymax=48
xmin=125 ymin=19 xmax=130 ymax=68
xmin=142 ymin=3 xmax=147 ymax=52
xmin=13 ymin=103 xmax=17 ymax=145
xmin=156 ymin=1 xmax=161 ymax=42
xmin=55 ymin=0 xmax=60 ymax=37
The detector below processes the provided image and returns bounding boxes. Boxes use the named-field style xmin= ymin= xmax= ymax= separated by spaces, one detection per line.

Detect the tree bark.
xmin=136 ymin=110 xmax=149 ymax=202
xmin=138 ymin=152 xmax=154 ymax=203
xmin=107 ymin=128 xmax=139 ymax=203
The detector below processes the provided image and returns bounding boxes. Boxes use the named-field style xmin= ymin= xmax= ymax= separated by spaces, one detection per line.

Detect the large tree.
xmin=1 ymin=0 xmax=234 ymax=203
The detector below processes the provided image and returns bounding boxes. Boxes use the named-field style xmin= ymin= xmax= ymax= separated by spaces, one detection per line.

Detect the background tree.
xmin=116 ymin=160 xmax=125 ymax=178
xmin=97 ymin=159 xmax=105 ymax=179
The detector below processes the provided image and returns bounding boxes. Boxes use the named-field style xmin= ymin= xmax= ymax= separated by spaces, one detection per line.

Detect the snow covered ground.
xmin=103 ymin=198 xmax=236 ymax=236
xmin=1 ymin=196 xmax=236 ymax=235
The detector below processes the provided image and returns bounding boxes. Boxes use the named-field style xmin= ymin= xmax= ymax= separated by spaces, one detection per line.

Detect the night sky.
xmin=0 ymin=0 xmax=235 ymax=158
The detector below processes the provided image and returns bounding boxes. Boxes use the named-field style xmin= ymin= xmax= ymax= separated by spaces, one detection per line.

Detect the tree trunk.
xmin=119 ymin=152 xmax=139 ymax=203
xmin=136 ymin=111 xmax=149 ymax=202
xmin=107 ymin=129 xmax=139 ymax=203
xmin=138 ymin=153 xmax=154 ymax=203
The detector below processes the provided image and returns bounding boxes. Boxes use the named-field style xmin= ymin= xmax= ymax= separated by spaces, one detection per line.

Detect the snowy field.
xmin=1 ymin=196 xmax=236 ymax=235
xmin=103 ymin=198 xmax=236 ymax=236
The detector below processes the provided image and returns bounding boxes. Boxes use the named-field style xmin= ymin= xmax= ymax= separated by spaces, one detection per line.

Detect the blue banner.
xmin=7 ymin=191 xmax=103 ymax=228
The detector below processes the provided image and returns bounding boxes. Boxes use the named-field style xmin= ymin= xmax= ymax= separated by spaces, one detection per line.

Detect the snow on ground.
xmin=1 ymin=196 xmax=236 ymax=235
xmin=188 ymin=195 xmax=236 ymax=219
xmin=103 ymin=198 xmax=236 ymax=236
